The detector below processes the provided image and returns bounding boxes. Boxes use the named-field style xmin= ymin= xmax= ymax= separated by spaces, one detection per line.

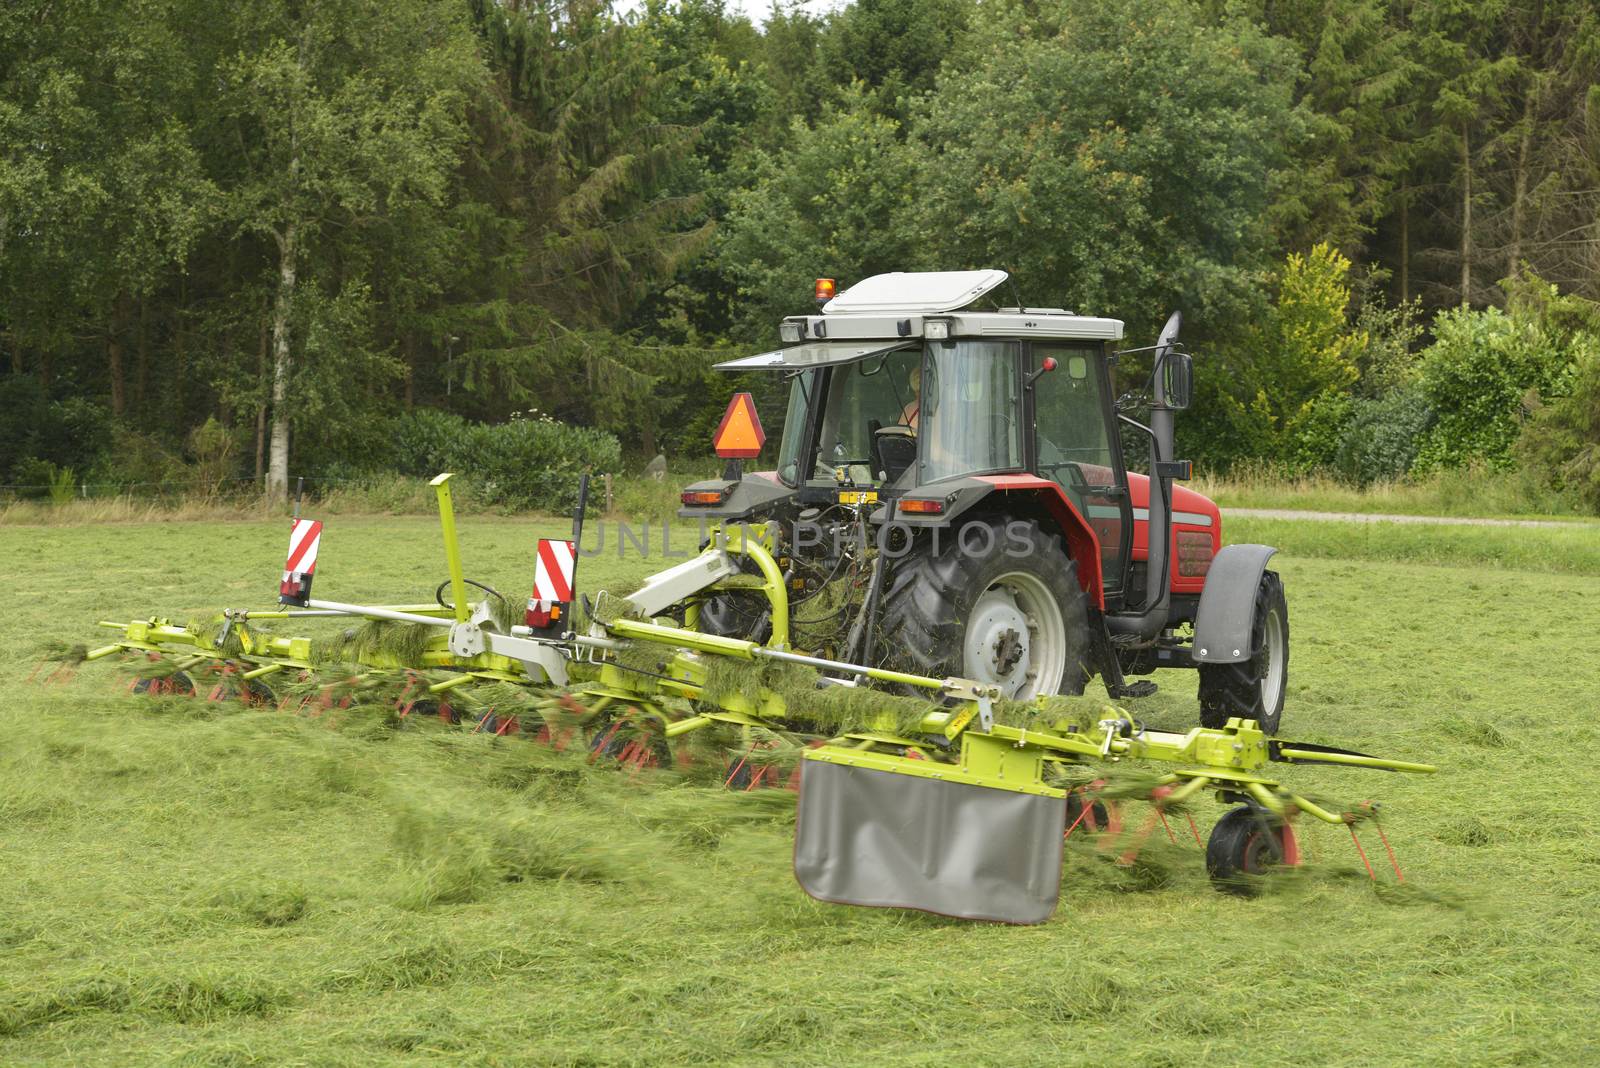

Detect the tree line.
xmin=2 ymin=0 xmax=1598 ymax=509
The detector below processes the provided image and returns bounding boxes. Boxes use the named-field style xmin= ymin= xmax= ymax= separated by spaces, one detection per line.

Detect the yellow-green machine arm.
xmin=71 ymin=470 xmax=1440 ymax=927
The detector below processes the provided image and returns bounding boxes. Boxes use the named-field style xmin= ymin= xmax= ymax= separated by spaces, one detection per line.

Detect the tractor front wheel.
xmin=1198 ymin=570 xmax=1288 ymax=734
xmin=879 ymin=518 xmax=1091 ymax=701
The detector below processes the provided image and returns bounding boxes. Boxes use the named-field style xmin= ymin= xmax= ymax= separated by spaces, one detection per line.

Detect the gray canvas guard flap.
xmin=793 ymin=760 xmax=1066 ymax=925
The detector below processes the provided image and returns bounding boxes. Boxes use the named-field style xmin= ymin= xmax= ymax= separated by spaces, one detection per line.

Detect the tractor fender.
xmin=872 ymin=474 xmax=1106 ymax=610
xmin=1191 ymin=544 xmax=1277 ymax=664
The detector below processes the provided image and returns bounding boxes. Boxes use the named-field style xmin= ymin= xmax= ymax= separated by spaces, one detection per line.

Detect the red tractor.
xmin=680 ymin=270 xmax=1288 ymax=731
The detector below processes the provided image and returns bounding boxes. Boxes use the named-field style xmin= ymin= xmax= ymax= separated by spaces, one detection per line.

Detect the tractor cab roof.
xmin=716 ymin=269 xmax=1124 ymax=371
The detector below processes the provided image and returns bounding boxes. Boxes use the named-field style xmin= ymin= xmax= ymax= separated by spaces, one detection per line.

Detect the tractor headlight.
xmin=923 ymin=319 xmax=950 ymax=340
xmin=779 ymin=321 xmax=805 ymax=344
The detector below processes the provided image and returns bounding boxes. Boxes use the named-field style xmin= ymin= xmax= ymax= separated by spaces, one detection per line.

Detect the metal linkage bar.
xmin=306 ymin=600 xmax=453 ymax=628
xmin=605 ymin=617 xmax=958 ymax=694
xmin=430 ymin=474 xmax=470 ymax=625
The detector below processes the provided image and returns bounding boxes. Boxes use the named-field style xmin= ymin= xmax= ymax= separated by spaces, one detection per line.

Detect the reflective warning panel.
xmin=279 ymin=518 xmax=322 ymax=606
xmin=713 ymin=392 xmax=766 ymax=458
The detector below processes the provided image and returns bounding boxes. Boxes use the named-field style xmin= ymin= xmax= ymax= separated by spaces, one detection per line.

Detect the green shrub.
xmin=1414 ymin=306 xmax=1569 ymax=471
xmin=0 ymin=377 xmax=112 ymax=482
xmin=386 ymin=409 xmax=620 ymax=513
xmin=1186 ymin=243 xmax=1365 ymax=473
xmin=388 ymin=408 xmax=472 ymax=476
xmin=186 ymin=418 xmax=237 ymax=501
xmin=9 ymin=458 xmax=58 ymax=499
xmin=88 ymin=428 xmax=185 ymax=490
xmin=0 ymin=376 xmax=46 ymax=479
xmin=47 ymin=467 xmax=77 ymax=505
xmin=461 ymin=413 xmax=621 ymax=513
xmin=1334 ymin=387 xmax=1434 ymax=484
xmin=1285 ymin=392 xmax=1352 ymax=471
xmin=1517 ymin=346 xmax=1600 ymax=512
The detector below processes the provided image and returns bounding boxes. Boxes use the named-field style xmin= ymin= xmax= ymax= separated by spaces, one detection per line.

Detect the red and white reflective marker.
xmin=279 ymin=518 xmax=322 ymax=607
xmin=527 ymin=538 xmax=575 ymax=629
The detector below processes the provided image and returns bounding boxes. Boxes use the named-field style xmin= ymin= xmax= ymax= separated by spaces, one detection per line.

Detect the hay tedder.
xmin=69 ymin=271 xmax=1434 ymax=923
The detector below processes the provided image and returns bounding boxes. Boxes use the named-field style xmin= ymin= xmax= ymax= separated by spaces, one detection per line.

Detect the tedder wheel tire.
xmin=697 ymin=590 xmax=771 ymax=644
xmin=694 ymin=550 xmax=773 ymax=643
xmin=1198 ymin=570 xmax=1288 ymax=734
xmin=1205 ymin=805 xmax=1292 ymax=896
xmin=878 ymin=518 xmax=1091 ymax=701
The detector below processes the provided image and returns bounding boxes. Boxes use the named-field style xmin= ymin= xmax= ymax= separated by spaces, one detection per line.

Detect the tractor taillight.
xmin=681 ymin=489 xmax=727 ymax=506
xmin=898 ymin=498 xmax=944 ymax=514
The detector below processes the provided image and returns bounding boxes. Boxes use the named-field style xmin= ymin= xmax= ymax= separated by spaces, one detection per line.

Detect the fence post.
xmin=603 ymin=472 xmax=614 ymax=515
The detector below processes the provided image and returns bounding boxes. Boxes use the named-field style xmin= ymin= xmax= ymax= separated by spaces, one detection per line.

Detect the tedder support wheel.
xmin=879 ymin=518 xmax=1091 ymax=701
xmin=1198 ymin=570 xmax=1288 ymax=734
xmin=1205 ymin=805 xmax=1296 ymax=895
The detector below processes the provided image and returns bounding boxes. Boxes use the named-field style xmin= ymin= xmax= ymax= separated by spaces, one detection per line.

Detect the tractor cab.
xmin=683 ymin=270 xmax=1282 ymax=727
xmin=769 ymin=330 xmax=1137 ymax=592
xmin=697 ymin=269 xmax=1144 ymax=601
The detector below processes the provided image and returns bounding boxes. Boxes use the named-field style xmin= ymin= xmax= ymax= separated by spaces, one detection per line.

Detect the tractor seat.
xmin=873 ymin=425 xmax=917 ymax=483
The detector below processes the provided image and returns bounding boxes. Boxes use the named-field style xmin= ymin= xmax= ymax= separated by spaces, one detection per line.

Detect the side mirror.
xmin=1164 ymin=352 xmax=1193 ymax=410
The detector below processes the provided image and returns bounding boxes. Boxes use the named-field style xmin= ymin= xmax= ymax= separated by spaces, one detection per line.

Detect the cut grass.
xmin=3 ymin=516 xmax=1600 ymax=1065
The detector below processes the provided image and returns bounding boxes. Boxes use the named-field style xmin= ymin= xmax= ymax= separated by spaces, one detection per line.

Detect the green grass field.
xmin=1193 ymin=465 xmax=1597 ymax=521
xmin=3 ymin=515 xmax=1599 ymax=1066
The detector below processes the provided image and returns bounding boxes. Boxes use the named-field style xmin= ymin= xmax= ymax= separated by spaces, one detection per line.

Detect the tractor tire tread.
xmin=878 ymin=517 xmax=1091 ymax=696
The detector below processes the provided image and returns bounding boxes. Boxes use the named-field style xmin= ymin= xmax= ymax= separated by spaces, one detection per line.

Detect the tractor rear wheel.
xmin=879 ymin=518 xmax=1091 ymax=700
xmin=1198 ymin=570 xmax=1287 ymax=734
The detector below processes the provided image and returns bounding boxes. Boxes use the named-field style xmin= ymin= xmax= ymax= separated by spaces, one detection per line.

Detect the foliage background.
xmin=2 ymin=0 xmax=1599 ymax=509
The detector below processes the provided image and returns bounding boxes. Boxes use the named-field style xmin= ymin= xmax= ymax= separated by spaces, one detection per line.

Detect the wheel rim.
xmin=962 ymin=571 xmax=1065 ymax=700
xmin=1259 ymin=605 xmax=1286 ymax=712
xmin=1241 ymin=826 xmax=1284 ymax=875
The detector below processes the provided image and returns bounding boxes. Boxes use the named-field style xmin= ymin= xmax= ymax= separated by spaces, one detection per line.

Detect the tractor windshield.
xmin=774 ymin=341 xmax=1024 ymax=486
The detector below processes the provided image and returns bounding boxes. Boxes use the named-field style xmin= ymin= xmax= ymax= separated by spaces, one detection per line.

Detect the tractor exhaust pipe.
xmin=1106 ymin=311 xmax=1183 ymax=641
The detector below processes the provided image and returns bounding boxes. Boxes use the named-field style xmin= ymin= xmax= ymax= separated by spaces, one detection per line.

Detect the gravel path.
xmin=1225 ymin=507 xmax=1589 ymax=529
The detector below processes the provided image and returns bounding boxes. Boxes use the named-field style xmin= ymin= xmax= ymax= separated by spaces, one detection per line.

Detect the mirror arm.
xmin=1117 ymin=412 xmax=1155 ymax=438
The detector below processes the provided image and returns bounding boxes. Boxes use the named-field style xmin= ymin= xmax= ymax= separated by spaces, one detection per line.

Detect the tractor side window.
xmin=920 ymin=340 xmax=1022 ymax=482
xmin=776 ymin=370 xmax=817 ymax=487
xmin=811 ymin=348 xmax=920 ymax=483
xmin=1034 ymin=344 xmax=1127 ymax=590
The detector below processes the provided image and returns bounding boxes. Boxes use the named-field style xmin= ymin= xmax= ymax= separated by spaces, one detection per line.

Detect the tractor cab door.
xmin=1030 ymin=344 xmax=1132 ymax=597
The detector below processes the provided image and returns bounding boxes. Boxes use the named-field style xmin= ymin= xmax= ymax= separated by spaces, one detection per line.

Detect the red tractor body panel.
xmin=1126 ymin=473 xmax=1223 ymax=596
xmin=975 ymin=473 xmax=1222 ymax=606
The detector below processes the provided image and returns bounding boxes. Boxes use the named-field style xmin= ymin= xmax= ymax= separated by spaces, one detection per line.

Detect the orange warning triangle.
xmin=714 ymin=392 xmax=767 ymax=458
